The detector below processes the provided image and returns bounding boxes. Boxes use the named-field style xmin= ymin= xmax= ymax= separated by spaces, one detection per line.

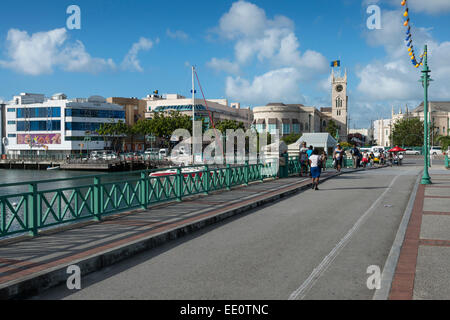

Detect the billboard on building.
xmin=17 ymin=134 xmax=62 ymax=145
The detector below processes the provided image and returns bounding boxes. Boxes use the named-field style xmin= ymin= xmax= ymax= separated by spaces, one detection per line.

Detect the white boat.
xmin=150 ymin=166 xmax=207 ymax=178
xmin=47 ymin=166 xmax=60 ymax=171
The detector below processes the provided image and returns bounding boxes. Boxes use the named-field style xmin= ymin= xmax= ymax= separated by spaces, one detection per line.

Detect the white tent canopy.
xmin=288 ymin=133 xmax=337 ymax=156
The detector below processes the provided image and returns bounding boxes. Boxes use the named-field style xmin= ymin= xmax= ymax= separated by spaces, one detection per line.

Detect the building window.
xmin=8 ymin=134 xmax=16 ymax=138
xmin=293 ymin=124 xmax=300 ymax=134
xmin=7 ymin=121 xmax=16 ymax=125
xmin=305 ymin=123 xmax=309 ymax=131
xmin=17 ymin=107 xmax=61 ymax=118
xmin=268 ymin=124 xmax=277 ymax=134
xmin=65 ymin=122 xmax=104 ymax=131
xmin=65 ymin=109 xmax=125 ymax=119
xmin=323 ymin=121 xmax=326 ymax=127
xmin=255 ymin=124 xmax=266 ymax=132
xmin=17 ymin=120 xmax=61 ymax=131
xmin=7 ymin=108 xmax=16 ymax=112
xmin=336 ymin=97 xmax=343 ymax=109
xmin=282 ymin=124 xmax=290 ymax=135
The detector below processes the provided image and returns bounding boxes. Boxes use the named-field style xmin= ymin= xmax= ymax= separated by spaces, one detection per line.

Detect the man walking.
xmin=299 ymin=142 xmax=309 ymax=177
xmin=350 ymin=145 xmax=360 ymax=169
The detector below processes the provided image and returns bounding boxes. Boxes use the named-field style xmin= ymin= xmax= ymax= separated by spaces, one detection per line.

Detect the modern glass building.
xmin=5 ymin=93 xmax=125 ymax=157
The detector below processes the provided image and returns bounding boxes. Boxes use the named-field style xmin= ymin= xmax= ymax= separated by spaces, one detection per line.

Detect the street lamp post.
xmin=420 ymin=45 xmax=432 ymax=185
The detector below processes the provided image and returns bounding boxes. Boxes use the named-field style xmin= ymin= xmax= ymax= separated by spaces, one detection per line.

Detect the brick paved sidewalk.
xmin=1 ymin=169 xmax=347 ymax=299
xmin=390 ymin=167 xmax=450 ymax=300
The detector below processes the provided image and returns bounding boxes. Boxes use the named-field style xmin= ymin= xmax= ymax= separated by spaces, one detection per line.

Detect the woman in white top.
xmin=309 ymin=149 xmax=321 ymax=191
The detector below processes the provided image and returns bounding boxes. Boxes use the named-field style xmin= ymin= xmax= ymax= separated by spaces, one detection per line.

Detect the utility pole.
xmin=421 ymin=45 xmax=432 ymax=185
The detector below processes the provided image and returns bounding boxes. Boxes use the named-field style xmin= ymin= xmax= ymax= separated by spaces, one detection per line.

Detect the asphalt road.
xmin=33 ymin=161 xmax=423 ymax=300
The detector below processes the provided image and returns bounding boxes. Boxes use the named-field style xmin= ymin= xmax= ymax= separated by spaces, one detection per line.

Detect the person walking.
xmin=362 ymin=151 xmax=369 ymax=168
xmin=388 ymin=152 xmax=393 ymax=166
xmin=351 ymin=145 xmax=360 ymax=169
xmin=333 ymin=143 xmax=344 ymax=172
xmin=309 ymin=149 xmax=321 ymax=190
xmin=320 ymin=151 xmax=328 ymax=172
xmin=307 ymin=145 xmax=314 ymax=176
xmin=299 ymin=142 xmax=309 ymax=177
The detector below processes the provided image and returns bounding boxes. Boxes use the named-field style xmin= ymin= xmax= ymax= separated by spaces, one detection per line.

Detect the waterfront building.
xmin=0 ymin=103 xmax=5 ymax=155
xmin=144 ymin=93 xmax=253 ymax=128
xmin=5 ymin=93 xmax=125 ymax=157
xmin=107 ymin=97 xmax=147 ymax=152
xmin=252 ymin=103 xmax=327 ymax=137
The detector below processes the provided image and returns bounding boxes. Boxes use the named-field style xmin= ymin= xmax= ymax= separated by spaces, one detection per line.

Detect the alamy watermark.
xmin=66 ymin=5 xmax=81 ymax=30
xmin=366 ymin=5 xmax=381 ymax=30
xmin=66 ymin=265 xmax=81 ymax=290
xmin=169 ymin=122 xmax=282 ymax=172
xmin=366 ymin=265 xmax=381 ymax=290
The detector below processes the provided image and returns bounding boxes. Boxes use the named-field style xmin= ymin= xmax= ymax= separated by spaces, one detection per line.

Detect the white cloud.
xmin=355 ymin=8 xmax=450 ymax=123
xmin=225 ymin=68 xmax=305 ymax=105
xmin=166 ymin=29 xmax=189 ymax=40
xmin=207 ymin=58 xmax=240 ymax=75
xmin=210 ymin=1 xmax=328 ymax=105
xmin=121 ymin=37 xmax=156 ymax=72
xmin=0 ymin=28 xmax=116 ymax=75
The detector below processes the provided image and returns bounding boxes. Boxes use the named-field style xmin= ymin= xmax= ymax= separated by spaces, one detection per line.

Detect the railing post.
xmin=28 ymin=183 xmax=38 ymax=237
xmin=226 ymin=164 xmax=232 ymax=190
xmin=244 ymin=161 xmax=249 ymax=186
xmin=203 ymin=165 xmax=209 ymax=195
xmin=93 ymin=176 xmax=102 ymax=221
xmin=140 ymin=171 xmax=148 ymax=209
xmin=176 ymin=168 xmax=183 ymax=202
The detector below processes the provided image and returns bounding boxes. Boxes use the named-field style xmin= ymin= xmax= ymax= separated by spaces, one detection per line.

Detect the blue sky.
xmin=1 ymin=0 xmax=450 ymax=128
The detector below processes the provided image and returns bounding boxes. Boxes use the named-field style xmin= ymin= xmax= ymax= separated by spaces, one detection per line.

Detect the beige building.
xmin=107 ymin=97 xmax=147 ymax=126
xmin=107 ymin=97 xmax=148 ymax=152
xmin=252 ymin=70 xmax=349 ymax=138
xmin=144 ymin=93 xmax=253 ymax=128
xmin=252 ymin=103 xmax=327 ymax=136
xmin=392 ymin=102 xmax=450 ymax=137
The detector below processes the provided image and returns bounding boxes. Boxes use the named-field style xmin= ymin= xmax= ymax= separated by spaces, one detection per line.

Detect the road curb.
xmin=0 ymin=167 xmax=374 ymax=300
xmin=372 ymin=170 xmax=422 ymax=300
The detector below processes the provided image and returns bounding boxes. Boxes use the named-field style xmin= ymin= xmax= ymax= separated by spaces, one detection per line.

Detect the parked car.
xmin=404 ymin=148 xmax=421 ymax=155
xmin=430 ymin=146 xmax=443 ymax=156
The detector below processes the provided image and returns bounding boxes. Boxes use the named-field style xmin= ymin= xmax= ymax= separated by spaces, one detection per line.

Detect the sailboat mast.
xmin=192 ymin=66 xmax=195 ymax=164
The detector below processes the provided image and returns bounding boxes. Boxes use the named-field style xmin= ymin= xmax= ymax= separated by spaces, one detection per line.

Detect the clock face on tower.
xmin=336 ymin=85 xmax=343 ymax=92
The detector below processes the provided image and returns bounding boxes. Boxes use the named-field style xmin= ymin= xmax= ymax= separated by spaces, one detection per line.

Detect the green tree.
xmin=326 ymin=120 xmax=339 ymax=139
xmin=281 ymin=133 xmax=301 ymax=145
xmin=97 ymin=120 xmax=130 ymax=152
xmin=437 ymin=135 xmax=450 ymax=153
xmin=391 ymin=118 xmax=424 ymax=147
xmin=214 ymin=119 xmax=245 ymax=133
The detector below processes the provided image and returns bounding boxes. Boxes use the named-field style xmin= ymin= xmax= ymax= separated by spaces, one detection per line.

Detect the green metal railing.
xmin=445 ymin=154 xmax=449 ymax=169
xmin=0 ymin=155 xmax=356 ymax=239
xmin=0 ymin=162 xmax=280 ymax=238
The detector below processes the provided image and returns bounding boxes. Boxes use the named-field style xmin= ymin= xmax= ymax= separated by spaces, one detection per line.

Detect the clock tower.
xmin=331 ymin=69 xmax=348 ymax=140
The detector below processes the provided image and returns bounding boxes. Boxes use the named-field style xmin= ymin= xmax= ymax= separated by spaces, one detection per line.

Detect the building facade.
xmin=107 ymin=97 xmax=148 ymax=152
xmin=252 ymin=103 xmax=328 ymax=137
xmin=5 ymin=93 xmax=125 ymax=157
xmin=252 ymin=70 xmax=349 ymax=138
xmin=0 ymin=103 xmax=5 ymax=155
xmin=144 ymin=93 xmax=253 ymax=128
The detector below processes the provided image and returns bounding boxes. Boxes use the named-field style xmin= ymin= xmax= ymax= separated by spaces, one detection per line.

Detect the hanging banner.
xmin=17 ymin=134 xmax=62 ymax=145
